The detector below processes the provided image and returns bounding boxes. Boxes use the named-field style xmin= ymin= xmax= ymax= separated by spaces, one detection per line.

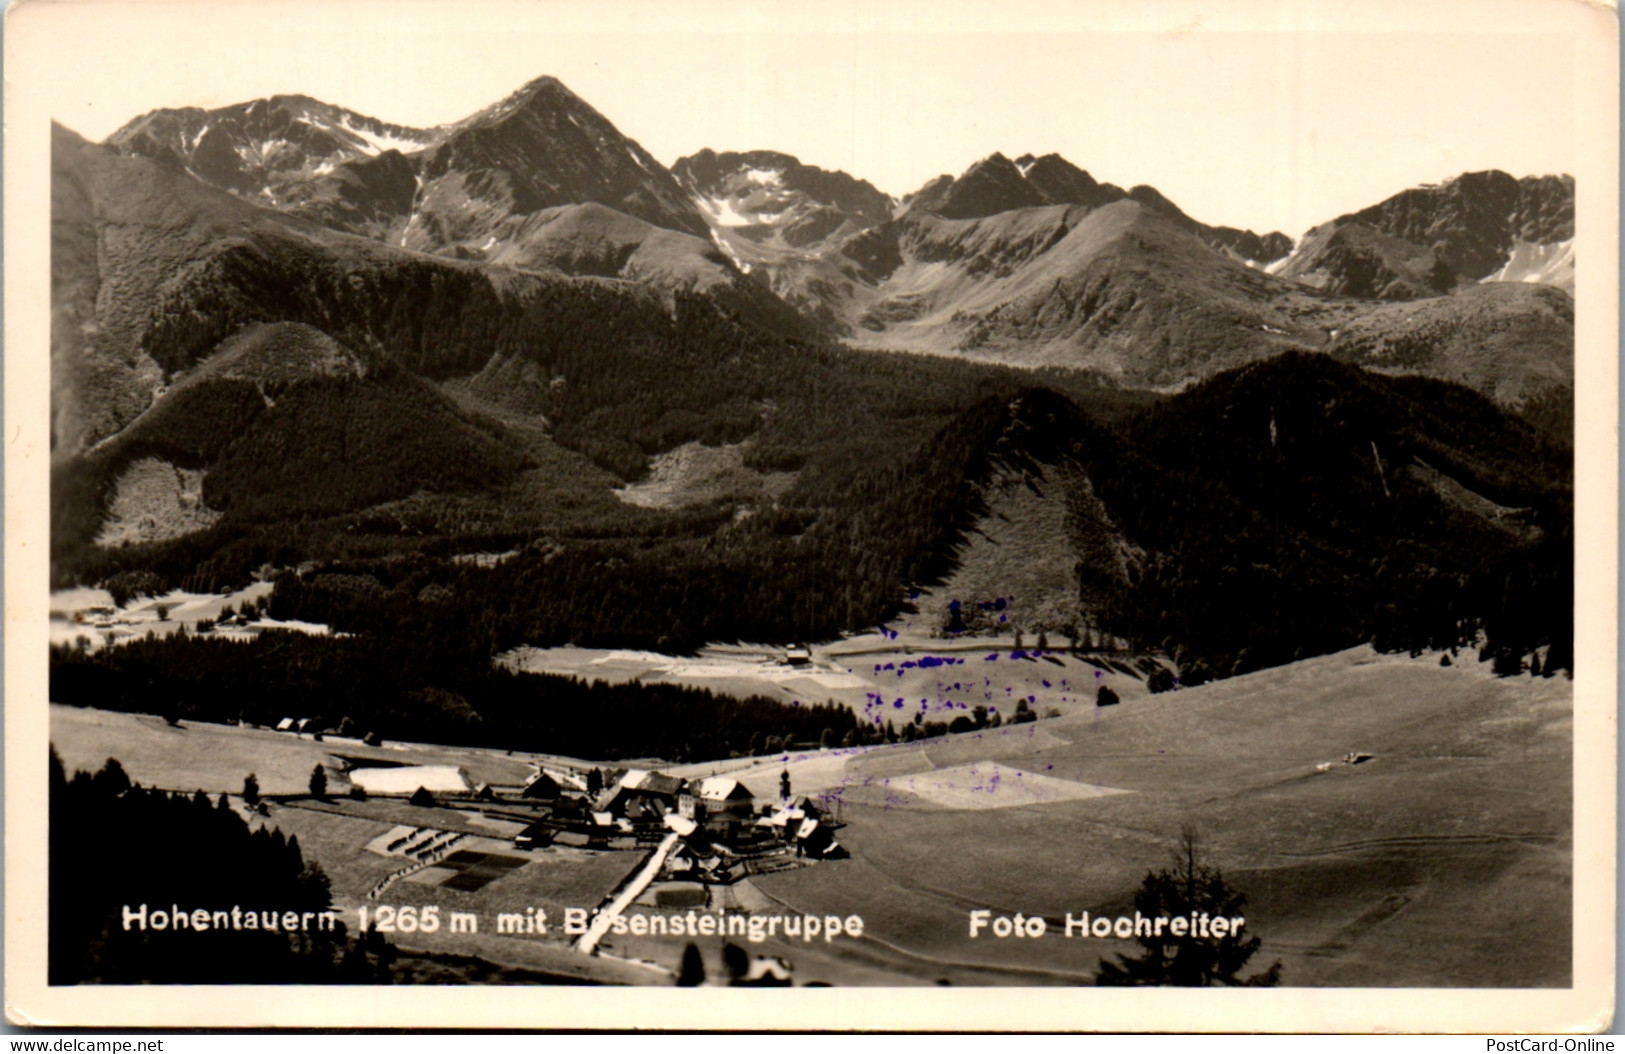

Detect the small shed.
xmin=521 ymin=772 xmax=561 ymax=800
xmin=789 ymin=795 xmax=823 ymax=819
xmin=795 ymin=817 xmax=841 ymax=857
xmin=513 ymin=821 xmax=553 ymax=850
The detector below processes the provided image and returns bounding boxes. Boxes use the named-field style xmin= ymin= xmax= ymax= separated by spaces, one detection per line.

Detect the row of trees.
xmin=49 ymin=629 xmax=861 ymax=763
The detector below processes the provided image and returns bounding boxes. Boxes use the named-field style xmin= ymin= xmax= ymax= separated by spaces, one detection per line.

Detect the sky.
xmin=13 ymin=0 xmax=1592 ymax=238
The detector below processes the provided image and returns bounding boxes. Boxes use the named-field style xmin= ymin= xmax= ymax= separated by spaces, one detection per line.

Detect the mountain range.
xmin=96 ymin=74 xmax=1573 ymax=425
xmin=51 ymin=73 xmax=1575 ymax=684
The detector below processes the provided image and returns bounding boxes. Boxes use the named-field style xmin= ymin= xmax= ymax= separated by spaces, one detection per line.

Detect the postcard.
xmin=5 ymin=0 xmax=1616 ymax=1032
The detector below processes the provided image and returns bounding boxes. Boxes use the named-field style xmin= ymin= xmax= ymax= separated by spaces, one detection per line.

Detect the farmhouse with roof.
xmin=598 ymin=769 xmax=685 ymax=820
xmin=539 ymin=766 xmax=590 ymax=794
xmin=678 ymin=776 xmax=757 ymax=838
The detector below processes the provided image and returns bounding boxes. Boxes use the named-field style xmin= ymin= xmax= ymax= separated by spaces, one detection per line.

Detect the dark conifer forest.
xmin=49 ymin=752 xmax=393 ymax=984
xmin=51 ymin=336 xmax=1572 ymax=759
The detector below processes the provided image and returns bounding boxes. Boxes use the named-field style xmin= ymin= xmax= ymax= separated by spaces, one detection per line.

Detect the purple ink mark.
xmin=1042 ymin=680 xmax=1052 ymax=688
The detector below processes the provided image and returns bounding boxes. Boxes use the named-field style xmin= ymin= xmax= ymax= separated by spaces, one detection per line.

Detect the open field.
xmin=48 ymin=583 xmax=321 ymax=651
xmin=502 ymin=637 xmax=1150 ymax=724
xmin=52 ymin=705 xmax=542 ymax=794
xmin=740 ymin=647 xmax=1572 ymax=986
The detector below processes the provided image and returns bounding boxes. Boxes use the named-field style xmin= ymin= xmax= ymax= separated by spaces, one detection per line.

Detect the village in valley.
xmin=52 ymin=699 xmax=861 ymax=985
xmin=48 ymin=576 xmax=1167 ymax=986
xmin=48 ymin=560 xmax=1573 ymax=990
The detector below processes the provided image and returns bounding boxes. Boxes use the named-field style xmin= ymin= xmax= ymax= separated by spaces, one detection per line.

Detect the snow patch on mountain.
xmin=709 ymin=230 xmax=753 ymax=273
xmin=697 ymin=195 xmax=756 ymax=228
xmin=1482 ymin=238 xmax=1574 ymax=291
xmin=234 ymin=138 xmax=296 ymax=167
xmin=336 ymin=117 xmax=433 ymax=156
xmin=1263 ymin=251 xmax=1297 ymax=276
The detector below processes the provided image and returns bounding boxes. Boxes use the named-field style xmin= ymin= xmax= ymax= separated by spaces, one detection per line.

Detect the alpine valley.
xmin=47 ymin=75 xmax=1575 ymax=989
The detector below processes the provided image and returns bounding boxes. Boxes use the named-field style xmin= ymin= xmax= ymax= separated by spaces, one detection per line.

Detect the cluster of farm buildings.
xmin=517 ymin=766 xmax=841 ymax=858
xmin=332 ymin=751 xmax=845 ymax=879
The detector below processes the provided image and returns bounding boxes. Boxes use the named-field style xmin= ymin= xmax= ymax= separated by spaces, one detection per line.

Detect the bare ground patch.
xmin=614 ymin=441 xmax=794 ymax=510
xmin=95 ymin=457 xmax=221 ymax=546
xmin=872 ymin=761 xmax=1131 ymax=811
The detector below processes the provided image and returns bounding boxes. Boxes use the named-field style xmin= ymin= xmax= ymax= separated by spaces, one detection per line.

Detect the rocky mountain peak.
xmin=672 ymin=148 xmax=894 ymax=245
xmin=1278 ymin=168 xmax=1575 ymax=297
xmin=921 ymin=152 xmax=1047 ymax=220
xmin=399 ymin=76 xmax=710 ymax=247
xmin=458 ymin=74 xmax=593 ymax=131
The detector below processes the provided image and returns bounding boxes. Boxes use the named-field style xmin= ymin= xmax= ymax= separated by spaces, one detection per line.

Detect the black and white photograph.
xmin=6 ymin=0 xmax=1616 ymax=1032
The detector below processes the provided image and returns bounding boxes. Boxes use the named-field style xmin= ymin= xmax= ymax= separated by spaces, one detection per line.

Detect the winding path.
xmin=574 ymin=832 xmax=681 ymax=955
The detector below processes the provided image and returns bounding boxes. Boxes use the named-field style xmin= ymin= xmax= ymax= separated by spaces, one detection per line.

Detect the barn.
xmin=348 ymin=765 xmax=472 ymax=797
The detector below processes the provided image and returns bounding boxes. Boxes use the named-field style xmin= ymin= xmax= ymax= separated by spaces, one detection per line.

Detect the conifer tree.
xmin=1096 ymin=827 xmax=1281 ymax=987
xmin=677 ymin=943 xmax=706 ymax=986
